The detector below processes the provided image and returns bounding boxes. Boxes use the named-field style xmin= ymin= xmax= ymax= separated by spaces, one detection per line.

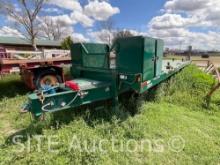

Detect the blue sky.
xmin=38 ymin=0 xmax=166 ymax=34
xmin=102 ymin=0 xmax=166 ymax=30
xmin=0 ymin=0 xmax=220 ymax=50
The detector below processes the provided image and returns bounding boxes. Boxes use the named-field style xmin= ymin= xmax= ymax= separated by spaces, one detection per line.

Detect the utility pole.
xmin=187 ymin=45 xmax=192 ymax=61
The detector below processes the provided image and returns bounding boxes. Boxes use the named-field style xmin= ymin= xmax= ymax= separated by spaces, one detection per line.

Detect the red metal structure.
xmin=0 ymin=47 xmax=71 ymax=89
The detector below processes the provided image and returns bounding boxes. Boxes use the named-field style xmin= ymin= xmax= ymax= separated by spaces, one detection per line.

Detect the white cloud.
xmin=164 ymin=0 xmax=208 ymax=12
xmin=71 ymin=11 xmax=94 ymax=27
xmin=149 ymin=28 xmax=189 ymax=38
xmin=46 ymin=0 xmax=120 ymax=28
xmin=88 ymin=29 xmax=114 ymax=43
xmin=45 ymin=15 xmax=76 ymax=25
xmin=149 ymin=14 xmax=199 ymax=29
xmin=42 ymin=7 xmax=63 ymax=14
xmin=84 ymin=0 xmax=120 ymax=21
xmin=43 ymin=12 xmax=94 ymax=28
xmin=0 ymin=26 xmax=23 ymax=37
xmin=149 ymin=27 xmax=220 ymax=50
xmin=72 ymin=33 xmax=89 ymax=42
xmin=148 ymin=0 xmax=220 ymax=50
xmin=164 ymin=0 xmax=220 ymax=27
xmin=47 ymin=0 xmax=82 ymax=11
xmin=205 ymin=8 xmax=220 ymax=26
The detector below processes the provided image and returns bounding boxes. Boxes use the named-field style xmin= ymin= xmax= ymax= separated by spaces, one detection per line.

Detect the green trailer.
xmin=22 ymin=36 xmax=190 ymax=118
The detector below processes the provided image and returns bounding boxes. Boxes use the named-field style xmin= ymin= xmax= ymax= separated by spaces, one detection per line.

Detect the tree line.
xmin=0 ymin=0 xmax=134 ymax=50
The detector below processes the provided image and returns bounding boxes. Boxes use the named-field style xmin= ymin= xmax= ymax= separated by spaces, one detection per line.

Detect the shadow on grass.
xmin=0 ymin=76 xmax=29 ymax=100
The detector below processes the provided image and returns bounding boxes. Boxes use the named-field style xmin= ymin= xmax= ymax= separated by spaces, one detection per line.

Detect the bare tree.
xmin=112 ymin=30 xmax=134 ymax=44
xmin=97 ymin=18 xmax=116 ymax=45
xmin=98 ymin=18 xmax=115 ymax=32
xmin=114 ymin=30 xmax=134 ymax=38
xmin=39 ymin=17 xmax=70 ymax=41
xmin=97 ymin=19 xmax=134 ymax=45
xmin=0 ymin=0 xmax=46 ymax=50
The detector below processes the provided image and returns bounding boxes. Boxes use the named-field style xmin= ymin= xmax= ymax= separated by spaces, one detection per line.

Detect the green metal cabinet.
xmin=71 ymin=43 xmax=109 ymax=68
xmin=115 ymin=36 xmax=143 ymax=74
xmin=71 ymin=43 xmax=110 ymax=79
xmin=115 ymin=36 xmax=164 ymax=81
xmin=155 ymin=39 xmax=164 ymax=76
xmin=143 ymin=37 xmax=156 ymax=81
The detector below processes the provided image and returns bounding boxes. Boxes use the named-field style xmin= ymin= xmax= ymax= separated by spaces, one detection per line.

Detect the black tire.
xmin=35 ymin=69 xmax=62 ymax=89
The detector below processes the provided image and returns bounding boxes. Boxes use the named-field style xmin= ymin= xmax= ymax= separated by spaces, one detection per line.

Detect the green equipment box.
xmin=115 ymin=36 xmax=164 ymax=81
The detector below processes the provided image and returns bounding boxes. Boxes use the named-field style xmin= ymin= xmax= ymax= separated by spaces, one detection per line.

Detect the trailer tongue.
xmin=22 ymin=36 xmax=190 ymax=118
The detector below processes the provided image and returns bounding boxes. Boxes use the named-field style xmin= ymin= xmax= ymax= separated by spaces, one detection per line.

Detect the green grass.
xmin=0 ymin=65 xmax=220 ymax=164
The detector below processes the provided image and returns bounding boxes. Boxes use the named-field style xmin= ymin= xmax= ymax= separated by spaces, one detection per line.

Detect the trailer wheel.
xmin=35 ymin=70 xmax=62 ymax=89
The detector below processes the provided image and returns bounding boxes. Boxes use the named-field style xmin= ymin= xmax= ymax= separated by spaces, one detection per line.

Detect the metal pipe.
xmin=42 ymin=91 xmax=80 ymax=113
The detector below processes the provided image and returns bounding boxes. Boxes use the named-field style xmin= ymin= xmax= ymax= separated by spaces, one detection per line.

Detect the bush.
xmin=61 ymin=36 xmax=73 ymax=50
xmin=154 ymin=65 xmax=216 ymax=110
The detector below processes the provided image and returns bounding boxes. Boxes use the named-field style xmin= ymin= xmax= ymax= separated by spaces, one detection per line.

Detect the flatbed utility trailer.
xmin=22 ymin=36 xmax=190 ymax=118
xmin=0 ymin=49 xmax=71 ymax=89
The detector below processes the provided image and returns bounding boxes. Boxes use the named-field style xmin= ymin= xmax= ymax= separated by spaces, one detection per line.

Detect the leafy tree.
xmin=61 ymin=36 xmax=73 ymax=50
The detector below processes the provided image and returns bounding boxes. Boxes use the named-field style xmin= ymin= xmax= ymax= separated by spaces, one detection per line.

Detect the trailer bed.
xmin=140 ymin=60 xmax=190 ymax=93
xmin=162 ymin=60 xmax=188 ymax=73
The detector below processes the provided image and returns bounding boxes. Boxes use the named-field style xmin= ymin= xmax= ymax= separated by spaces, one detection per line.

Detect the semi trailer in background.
xmin=0 ymin=47 xmax=71 ymax=89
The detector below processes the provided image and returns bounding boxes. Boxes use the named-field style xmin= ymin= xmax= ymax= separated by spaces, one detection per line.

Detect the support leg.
xmin=112 ymin=96 xmax=119 ymax=111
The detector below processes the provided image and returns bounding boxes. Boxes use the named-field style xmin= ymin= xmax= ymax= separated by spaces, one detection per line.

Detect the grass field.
xmin=0 ymin=65 xmax=220 ymax=164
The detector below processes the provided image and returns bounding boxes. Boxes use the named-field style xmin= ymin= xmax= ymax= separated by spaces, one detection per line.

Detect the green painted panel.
xmin=81 ymin=43 xmax=109 ymax=68
xmin=71 ymin=43 xmax=109 ymax=69
xmin=29 ymin=83 xmax=112 ymax=117
xmin=71 ymin=44 xmax=82 ymax=77
xmin=116 ymin=36 xmax=143 ymax=74
xmin=71 ymin=44 xmax=82 ymax=65
xmin=143 ymin=37 xmax=156 ymax=81
xmin=116 ymin=36 xmax=162 ymax=81
xmin=156 ymin=39 xmax=164 ymax=76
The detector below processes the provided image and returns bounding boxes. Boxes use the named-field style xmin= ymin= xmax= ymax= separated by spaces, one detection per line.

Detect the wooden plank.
xmin=207 ymin=83 xmax=220 ymax=97
xmin=6 ymin=50 xmax=43 ymax=54
xmin=215 ymin=67 xmax=220 ymax=82
xmin=0 ymin=57 xmax=71 ymax=65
